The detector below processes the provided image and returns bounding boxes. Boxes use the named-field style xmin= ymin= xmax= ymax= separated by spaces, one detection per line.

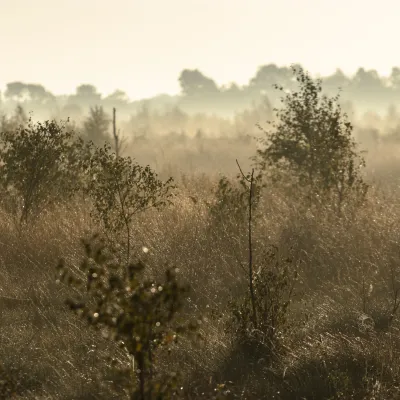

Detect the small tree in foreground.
xmin=0 ymin=117 xmax=88 ymax=223
xmin=57 ymin=234 xmax=197 ymax=400
xmin=86 ymin=144 xmax=175 ymax=261
xmin=224 ymin=161 xmax=297 ymax=348
xmin=256 ymin=65 xmax=368 ymax=213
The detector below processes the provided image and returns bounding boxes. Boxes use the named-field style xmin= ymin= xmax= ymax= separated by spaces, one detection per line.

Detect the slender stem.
xmin=248 ymin=168 xmax=257 ymax=328
xmin=137 ymin=352 xmax=145 ymax=400
xmin=236 ymin=159 xmax=257 ymax=329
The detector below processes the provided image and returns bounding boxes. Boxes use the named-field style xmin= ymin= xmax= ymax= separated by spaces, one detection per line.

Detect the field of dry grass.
xmin=1 ymin=135 xmax=400 ymax=399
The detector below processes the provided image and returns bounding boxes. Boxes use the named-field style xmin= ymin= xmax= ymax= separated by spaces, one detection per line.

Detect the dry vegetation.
xmin=2 ymin=68 xmax=400 ymax=399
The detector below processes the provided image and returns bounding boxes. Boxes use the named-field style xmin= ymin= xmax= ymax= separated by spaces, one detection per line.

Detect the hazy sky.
xmin=1 ymin=0 xmax=399 ymax=100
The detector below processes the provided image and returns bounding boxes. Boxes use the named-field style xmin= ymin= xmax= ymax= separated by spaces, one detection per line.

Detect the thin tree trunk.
xmin=236 ymin=160 xmax=258 ymax=329
xmin=112 ymin=107 xmax=120 ymax=158
xmin=248 ymin=168 xmax=257 ymax=329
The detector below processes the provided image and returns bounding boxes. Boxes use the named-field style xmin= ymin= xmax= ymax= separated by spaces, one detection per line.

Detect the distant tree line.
xmin=2 ymin=64 xmax=400 ymax=120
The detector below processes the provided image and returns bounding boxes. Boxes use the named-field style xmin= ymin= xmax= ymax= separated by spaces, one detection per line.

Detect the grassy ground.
xmin=1 ymin=137 xmax=400 ymax=399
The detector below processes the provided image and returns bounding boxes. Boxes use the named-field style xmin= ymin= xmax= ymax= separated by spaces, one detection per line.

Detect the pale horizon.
xmin=1 ymin=0 xmax=399 ymax=100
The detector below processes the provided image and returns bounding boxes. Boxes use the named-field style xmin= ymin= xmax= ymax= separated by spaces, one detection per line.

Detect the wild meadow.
xmin=1 ymin=67 xmax=400 ymax=399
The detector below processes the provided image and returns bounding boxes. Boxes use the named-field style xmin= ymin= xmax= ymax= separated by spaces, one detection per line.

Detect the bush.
xmin=56 ymin=234 xmax=198 ymax=400
xmin=85 ymin=143 xmax=175 ymax=260
xmin=0 ymin=117 xmax=89 ymax=223
xmin=228 ymin=245 xmax=297 ymax=346
xmin=256 ymin=65 xmax=368 ymax=214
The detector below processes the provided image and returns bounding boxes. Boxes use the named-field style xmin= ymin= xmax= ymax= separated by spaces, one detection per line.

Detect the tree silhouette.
xmin=350 ymin=68 xmax=384 ymax=96
xmin=389 ymin=67 xmax=400 ymax=92
xmin=69 ymin=84 xmax=102 ymax=108
xmin=82 ymin=106 xmax=110 ymax=145
xmin=4 ymin=82 xmax=29 ymax=102
xmin=103 ymin=90 xmax=130 ymax=109
xmin=178 ymin=69 xmax=219 ymax=96
xmin=76 ymin=84 xmax=99 ymax=97
xmin=248 ymin=64 xmax=293 ymax=93
xmin=5 ymin=82 xmax=55 ymax=104
xmin=322 ymin=69 xmax=350 ymax=93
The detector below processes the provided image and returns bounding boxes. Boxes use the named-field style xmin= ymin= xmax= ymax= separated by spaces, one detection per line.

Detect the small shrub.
xmin=228 ymin=245 xmax=297 ymax=346
xmin=0 ymin=117 xmax=89 ymax=223
xmin=85 ymin=143 xmax=175 ymax=260
xmin=56 ymin=234 xmax=198 ymax=400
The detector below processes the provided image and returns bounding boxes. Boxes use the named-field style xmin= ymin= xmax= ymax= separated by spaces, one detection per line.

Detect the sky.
xmin=1 ymin=0 xmax=399 ymax=100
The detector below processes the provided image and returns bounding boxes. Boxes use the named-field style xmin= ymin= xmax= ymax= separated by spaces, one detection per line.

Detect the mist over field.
xmin=2 ymin=65 xmax=400 ymax=176
xmin=3 ymin=1 xmax=400 ymax=399
xmin=3 ymin=63 xmax=400 ymax=120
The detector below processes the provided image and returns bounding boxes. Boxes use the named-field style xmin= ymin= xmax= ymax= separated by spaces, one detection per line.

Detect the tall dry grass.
xmin=1 ymin=138 xmax=400 ymax=398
